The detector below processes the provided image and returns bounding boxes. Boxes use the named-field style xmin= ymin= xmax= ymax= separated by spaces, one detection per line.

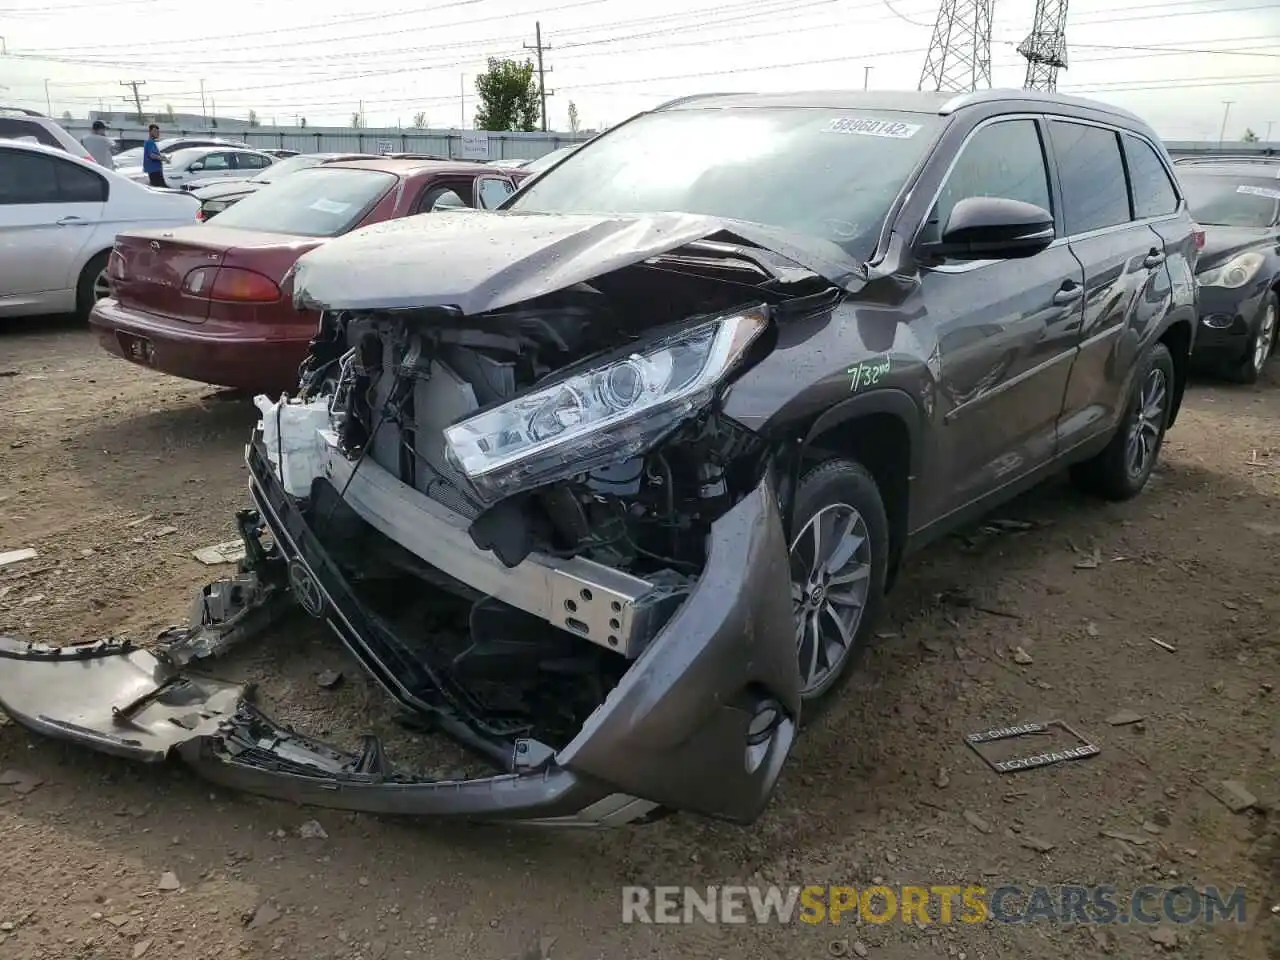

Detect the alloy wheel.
xmin=93 ymin=269 xmax=111 ymax=302
xmin=1125 ymin=367 xmax=1168 ymax=479
xmin=1253 ymin=303 xmax=1277 ymax=374
xmin=788 ymin=503 xmax=873 ymax=697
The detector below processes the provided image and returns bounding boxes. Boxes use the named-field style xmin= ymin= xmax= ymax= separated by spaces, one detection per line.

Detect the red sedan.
xmin=90 ymin=158 xmax=522 ymax=393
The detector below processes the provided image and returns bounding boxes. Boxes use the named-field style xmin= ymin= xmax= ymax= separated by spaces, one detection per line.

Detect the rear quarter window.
xmin=0 ymin=117 xmax=61 ymax=149
xmin=204 ymin=167 xmax=397 ymax=237
xmin=1123 ymin=134 xmax=1179 ymax=219
xmin=1048 ymin=120 xmax=1131 ymax=235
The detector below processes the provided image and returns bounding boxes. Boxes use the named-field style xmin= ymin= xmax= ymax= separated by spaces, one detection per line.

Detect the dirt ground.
xmin=0 ymin=318 xmax=1276 ymax=960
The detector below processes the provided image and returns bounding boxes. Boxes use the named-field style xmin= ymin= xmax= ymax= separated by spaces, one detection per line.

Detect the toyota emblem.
xmin=149 ymin=240 xmax=160 ymax=251
xmin=288 ymin=559 xmax=325 ymax=618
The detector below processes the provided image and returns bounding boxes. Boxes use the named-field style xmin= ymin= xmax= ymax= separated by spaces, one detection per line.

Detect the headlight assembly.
xmin=1197 ymin=251 xmax=1265 ymax=289
xmin=444 ymin=305 xmax=769 ymax=502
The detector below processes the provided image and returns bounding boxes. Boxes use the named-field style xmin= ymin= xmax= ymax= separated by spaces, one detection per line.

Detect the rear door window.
xmin=1048 ymin=120 xmax=1131 ymax=235
xmin=53 ymin=158 xmax=108 ymax=202
xmin=206 ymin=167 xmax=396 ymax=237
xmin=0 ymin=149 xmax=59 ymax=203
xmin=1122 ymin=134 xmax=1179 ymax=219
xmin=921 ymin=118 xmax=1052 ymax=244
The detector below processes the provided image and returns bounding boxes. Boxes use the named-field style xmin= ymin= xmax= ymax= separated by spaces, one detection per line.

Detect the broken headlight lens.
xmin=444 ymin=305 xmax=769 ymax=502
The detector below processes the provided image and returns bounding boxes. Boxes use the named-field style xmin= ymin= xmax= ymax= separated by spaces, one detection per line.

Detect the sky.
xmin=0 ymin=0 xmax=1275 ymax=141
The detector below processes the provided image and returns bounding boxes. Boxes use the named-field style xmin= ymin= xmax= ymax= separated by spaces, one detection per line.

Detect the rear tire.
xmin=788 ymin=458 xmax=889 ymax=724
xmin=75 ymin=250 xmax=111 ymax=322
xmin=1070 ymin=341 xmax=1175 ymax=501
xmin=1225 ymin=292 xmax=1278 ymax=385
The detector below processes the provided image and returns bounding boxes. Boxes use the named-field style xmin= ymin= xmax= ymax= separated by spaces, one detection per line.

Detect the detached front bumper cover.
xmin=0 ymin=435 xmax=800 ymax=825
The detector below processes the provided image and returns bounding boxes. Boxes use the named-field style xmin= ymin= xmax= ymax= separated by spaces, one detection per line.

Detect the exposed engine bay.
xmin=282 ymin=242 xmax=830 ymax=752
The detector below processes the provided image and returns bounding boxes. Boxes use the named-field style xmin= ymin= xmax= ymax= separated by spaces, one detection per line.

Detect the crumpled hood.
xmin=291 ymin=209 xmax=862 ymax=315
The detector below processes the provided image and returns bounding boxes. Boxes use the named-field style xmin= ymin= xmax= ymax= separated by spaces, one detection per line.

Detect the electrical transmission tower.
xmin=918 ymin=0 xmax=994 ymax=93
xmin=1017 ymin=0 xmax=1069 ymax=91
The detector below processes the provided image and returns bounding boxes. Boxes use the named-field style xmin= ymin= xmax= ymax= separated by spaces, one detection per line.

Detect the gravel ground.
xmin=0 ymin=317 xmax=1276 ymax=960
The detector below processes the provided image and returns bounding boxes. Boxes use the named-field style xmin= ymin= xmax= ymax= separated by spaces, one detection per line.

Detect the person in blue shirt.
xmin=142 ymin=124 xmax=166 ymax=187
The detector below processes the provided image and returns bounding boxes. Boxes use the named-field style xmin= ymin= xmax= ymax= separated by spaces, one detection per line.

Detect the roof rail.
xmin=650 ymin=92 xmax=753 ymax=112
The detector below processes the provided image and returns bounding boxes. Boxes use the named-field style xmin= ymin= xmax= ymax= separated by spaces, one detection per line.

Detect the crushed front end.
xmin=0 ymin=216 xmax=849 ymax=825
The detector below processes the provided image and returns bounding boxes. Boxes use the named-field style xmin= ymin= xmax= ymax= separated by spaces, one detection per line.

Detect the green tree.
xmin=412 ymin=111 xmax=427 ymax=129
xmin=1242 ymin=128 xmax=1259 ymax=143
xmin=248 ymin=109 xmax=260 ymax=127
xmin=60 ymin=110 xmax=73 ymax=122
xmin=473 ymin=57 xmax=539 ymax=132
xmin=351 ymin=111 xmax=362 ymax=128
xmin=567 ymin=100 xmax=580 ymax=133
xmin=164 ymin=104 xmax=176 ymax=122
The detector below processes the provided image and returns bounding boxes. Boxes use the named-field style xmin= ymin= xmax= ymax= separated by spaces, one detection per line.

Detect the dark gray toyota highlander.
xmin=0 ymin=89 xmax=1199 ymax=828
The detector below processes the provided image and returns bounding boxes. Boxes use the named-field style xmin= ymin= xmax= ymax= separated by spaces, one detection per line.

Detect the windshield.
xmin=207 ymin=167 xmax=395 ymax=237
xmin=507 ymin=107 xmax=942 ymax=260
xmin=249 ymin=154 xmax=324 ymax=183
xmin=522 ymin=145 xmax=577 ymax=175
xmin=1183 ymin=174 xmax=1280 ymax=227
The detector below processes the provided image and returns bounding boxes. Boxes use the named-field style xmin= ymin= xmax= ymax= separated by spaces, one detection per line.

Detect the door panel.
xmin=915 ymin=117 xmax=1085 ymax=520
xmin=0 ymin=151 xmax=103 ymax=306
xmin=1049 ymin=122 xmax=1176 ymax=449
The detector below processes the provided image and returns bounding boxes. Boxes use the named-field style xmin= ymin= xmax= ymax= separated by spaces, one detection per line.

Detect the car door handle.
xmin=1052 ymin=284 xmax=1083 ymax=305
xmin=56 ymin=216 xmax=89 ymax=226
xmin=1143 ymin=251 xmax=1166 ymax=268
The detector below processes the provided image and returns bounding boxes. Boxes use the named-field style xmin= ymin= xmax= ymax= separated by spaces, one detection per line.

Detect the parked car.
xmin=8 ymin=89 xmax=1199 ymax=826
xmin=117 ymin=146 xmax=276 ymax=190
xmin=89 ymin=159 xmax=519 ymax=391
xmin=192 ymin=152 xmax=378 ymax=220
xmin=112 ymin=136 xmax=246 ymax=167
xmin=0 ymin=106 xmax=98 ymax=163
xmin=264 ymin=148 xmax=301 ymax=158
xmin=0 ymin=139 xmax=199 ymax=320
xmin=1178 ymin=163 xmax=1280 ymax=382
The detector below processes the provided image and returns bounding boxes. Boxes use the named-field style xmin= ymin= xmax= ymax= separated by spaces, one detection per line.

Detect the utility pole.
xmin=460 ymin=72 xmax=465 ymax=129
xmin=1265 ymin=120 xmax=1273 ymax=145
xmin=863 ymin=66 xmax=872 ymax=90
xmin=199 ymin=79 xmax=207 ymax=122
xmin=523 ymin=21 xmax=554 ymax=132
xmin=43 ymin=79 xmax=51 ymax=116
xmin=1218 ymin=100 xmax=1234 ymax=149
xmin=120 ymin=80 xmax=148 ymax=123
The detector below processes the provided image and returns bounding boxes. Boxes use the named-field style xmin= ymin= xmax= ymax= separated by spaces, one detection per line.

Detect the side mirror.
xmin=921 ymin=196 xmax=1055 ymax=261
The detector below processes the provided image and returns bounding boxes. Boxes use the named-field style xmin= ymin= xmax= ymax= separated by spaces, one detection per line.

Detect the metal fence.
xmin=63 ymin=121 xmax=592 ymax=161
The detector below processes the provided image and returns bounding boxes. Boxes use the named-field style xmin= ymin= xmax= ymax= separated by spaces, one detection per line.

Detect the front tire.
xmin=75 ymin=250 xmax=111 ymax=322
xmin=1226 ymin=292 xmax=1278 ymax=385
xmin=1070 ymin=341 xmax=1175 ymax=501
xmin=788 ymin=458 xmax=889 ymax=722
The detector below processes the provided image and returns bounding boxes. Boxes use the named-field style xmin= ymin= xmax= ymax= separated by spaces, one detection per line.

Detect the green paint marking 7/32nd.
xmin=847 ymin=357 xmax=890 ymax=392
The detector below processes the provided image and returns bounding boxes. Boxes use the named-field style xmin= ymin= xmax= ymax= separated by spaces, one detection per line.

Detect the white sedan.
xmin=117 ymin=146 xmax=277 ymax=191
xmin=0 ymin=139 xmax=200 ymax=319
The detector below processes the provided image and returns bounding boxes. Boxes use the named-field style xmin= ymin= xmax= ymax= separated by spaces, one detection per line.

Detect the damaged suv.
xmin=0 ymin=90 xmax=1197 ymax=827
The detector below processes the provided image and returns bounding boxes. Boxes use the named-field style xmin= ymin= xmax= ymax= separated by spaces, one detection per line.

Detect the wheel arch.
xmin=1156 ymin=317 xmax=1193 ymax=429
xmin=795 ymin=388 xmax=924 ymax=591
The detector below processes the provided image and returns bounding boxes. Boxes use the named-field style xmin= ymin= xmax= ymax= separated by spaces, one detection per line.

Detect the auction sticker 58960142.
xmin=825 ymin=117 xmax=923 ymax=139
